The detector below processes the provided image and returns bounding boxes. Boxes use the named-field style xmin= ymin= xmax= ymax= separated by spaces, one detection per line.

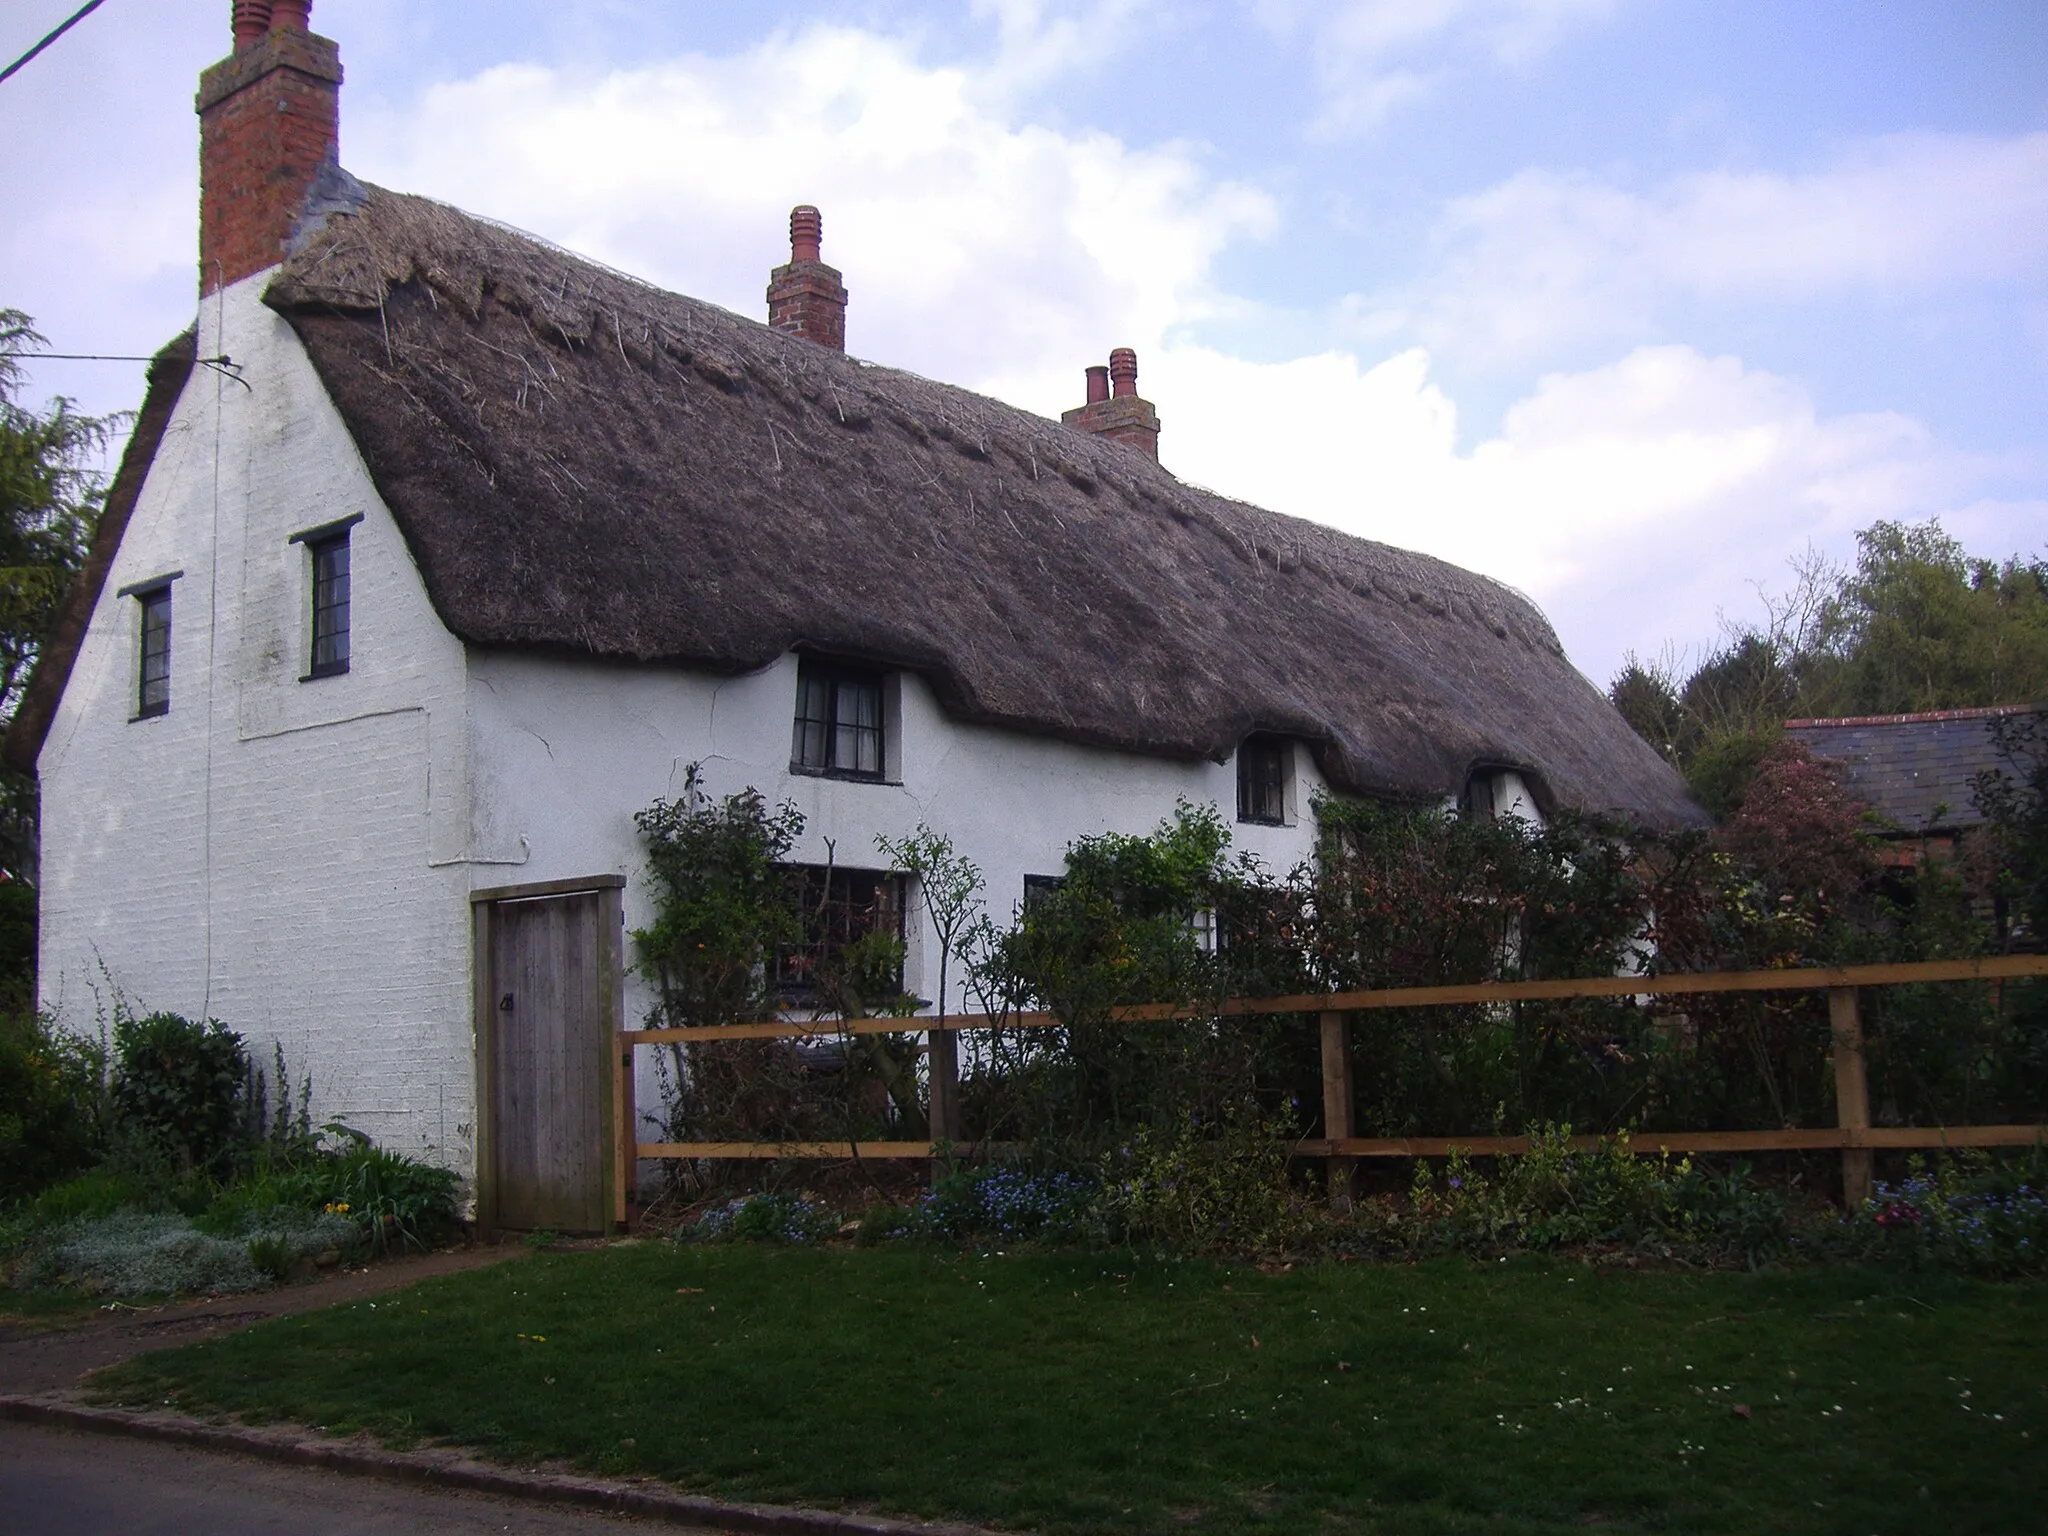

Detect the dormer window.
xmin=792 ymin=658 xmax=885 ymax=779
xmin=290 ymin=514 xmax=362 ymax=680
xmin=1463 ymin=768 xmax=1542 ymax=826
xmin=1236 ymin=735 xmax=1291 ymax=825
xmin=1462 ymin=771 xmax=1497 ymax=820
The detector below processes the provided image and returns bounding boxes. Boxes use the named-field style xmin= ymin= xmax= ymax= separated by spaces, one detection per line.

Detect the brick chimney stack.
xmin=197 ymin=0 xmax=343 ymax=295
xmin=1062 ymin=348 xmax=1160 ymax=459
xmin=766 ymin=206 xmax=849 ymax=352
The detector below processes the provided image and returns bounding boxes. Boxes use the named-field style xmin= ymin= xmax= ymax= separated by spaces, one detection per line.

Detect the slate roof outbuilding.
xmin=1785 ymin=706 xmax=2046 ymax=834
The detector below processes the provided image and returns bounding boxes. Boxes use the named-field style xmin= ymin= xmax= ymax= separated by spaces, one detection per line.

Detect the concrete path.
xmin=0 ymin=1416 xmax=682 ymax=1534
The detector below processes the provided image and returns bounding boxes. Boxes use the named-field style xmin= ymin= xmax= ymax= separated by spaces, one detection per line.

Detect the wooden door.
xmin=475 ymin=878 xmax=622 ymax=1233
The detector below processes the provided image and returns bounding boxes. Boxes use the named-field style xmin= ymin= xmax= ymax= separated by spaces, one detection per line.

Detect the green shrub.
xmin=10 ymin=1203 xmax=362 ymax=1298
xmin=20 ymin=1167 xmax=147 ymax=1226
xmin=1403 ymin=1127 xmax=1790 ymax=1264
xmin=110 ymin=1013 xmax=247 ymax=1174
xmin=244 ymin=1231 xmax=297 ymax=1284
xmin=0 ymin=881 xmax=38 ymax=1012
xmin=1660 ymin=1158 xmax=1791 ymax=1267
xmin=1095 ymin=1110 xmax=1316 ymax=1255
xmin=12 ymin=1210 xmax=262 ymax=1297
xmin=197 ymin=1127 xmax=461 ymax=1255
xmin=0 ymin=1012 xmax=105 ymax=1198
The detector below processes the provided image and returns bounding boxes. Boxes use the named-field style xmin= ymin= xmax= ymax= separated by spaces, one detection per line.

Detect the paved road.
xmin=0 ymin=1419 xmax=698 ymax=1535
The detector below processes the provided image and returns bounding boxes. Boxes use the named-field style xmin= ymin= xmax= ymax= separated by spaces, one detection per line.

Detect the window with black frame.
xmin=1022 ymin=873 xmax=1065 ymax=910
xmin=290 ymin=515 xmax=361 ymax=680
xmin=1236 ymin=736 xmax=1289 ymax=824
xmin=773 ymin=865 xmax=905 ymax=1002
xmin=791 ymin=658 xmax=885 ymax=778
xmin=307 ymin=532 xmax=350 ymax=676
xmin=134 ymin=585 xmax=171 ymax=718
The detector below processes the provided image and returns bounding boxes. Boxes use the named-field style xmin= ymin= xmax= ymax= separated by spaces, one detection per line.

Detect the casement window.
xmin=1236 ymin=736 xmax=1290 ymax=825
xmin=1461 ymin=771 xmax=1498 ymax=820
xmin=1022 ymin=874 xmax=1065 ymax=911
xmin=790 ymin=658 xmax=885 ymax=779
xmin=773 ymin=864 xmax=905 ymax=1001
xmin=1463 ymin=769 xmax=1541 ymax=826
xmin=117 ymin=572 xmax=181 ymax=720
xmin=134 ymin=585 xmax=173 ymax=718
xmin=289 ymin=514 xmax=362 ymax=680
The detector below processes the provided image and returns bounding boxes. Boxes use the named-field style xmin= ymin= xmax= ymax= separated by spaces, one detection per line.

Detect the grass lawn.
xmin=95 ymin=1244 xmax=2045 ymax=1535
xmin=0 ymin=1287 xmax=111 ymax=1333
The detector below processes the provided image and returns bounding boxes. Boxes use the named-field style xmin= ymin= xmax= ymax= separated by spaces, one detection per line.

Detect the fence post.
xmin=928 ymin=1023 xmax=960 ymax=1183
xmin=1829 ymin=987 xmax=1872 ymax=1210
xmin=614 ymin=1032 xmax=635 ymax=1231
xmin=1320 ymin=1010 xmax=1355 ymax=1213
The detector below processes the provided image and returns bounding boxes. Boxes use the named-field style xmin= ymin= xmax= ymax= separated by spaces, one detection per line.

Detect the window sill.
xmin=300 ymin=663 xmax=351 ymax=683
xmin=788 ymin=764 xmax=898 ymax=786
xmin=128 ymin=706 xmax=169 ymax=724
xmin=1236 ymin=814 xmax=1289 ymax=828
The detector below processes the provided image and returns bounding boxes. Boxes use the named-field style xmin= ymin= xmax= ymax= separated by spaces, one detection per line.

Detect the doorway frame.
xmin=470 ymin=873 xmax=626 ymax=1235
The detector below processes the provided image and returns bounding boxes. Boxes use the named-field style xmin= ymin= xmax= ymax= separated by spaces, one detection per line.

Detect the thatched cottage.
xmin=9 ymin=5 xmax=1699 ymax=1227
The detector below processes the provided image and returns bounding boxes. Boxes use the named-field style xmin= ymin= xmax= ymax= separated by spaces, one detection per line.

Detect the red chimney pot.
xmin=232 ymin=0 xmax=273 ymax=49
xmin=766 ymin=205 xmax=848 ymax=351
xmin=790 ymin=205 xmax=823 ymax=265
xmin=1109 ymin=347 xmax=1139 ymax=399
xmin=1062 ymin=348 xmax=1160 ymax=460
xmin=198 ymin=0 xmax=343 ymax=294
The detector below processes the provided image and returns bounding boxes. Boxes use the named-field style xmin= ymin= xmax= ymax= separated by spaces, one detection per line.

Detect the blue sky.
xmin=4 ymin=0 xmax=2044 ymax=686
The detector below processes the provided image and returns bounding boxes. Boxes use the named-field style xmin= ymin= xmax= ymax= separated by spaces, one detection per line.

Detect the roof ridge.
xmin=1786 ymin=705 xmax=2043 ymax=729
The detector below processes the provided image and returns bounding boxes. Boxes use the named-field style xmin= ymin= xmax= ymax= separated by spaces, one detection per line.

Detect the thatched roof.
xmin=16 ymin=183 xmax=1705 ymax=828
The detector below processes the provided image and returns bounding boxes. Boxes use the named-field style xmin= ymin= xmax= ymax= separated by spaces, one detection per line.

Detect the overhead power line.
xmin=0 ymin=0 xmax=111 ymax=89
xmin=17 ymin=351 xmax=250 ymax=390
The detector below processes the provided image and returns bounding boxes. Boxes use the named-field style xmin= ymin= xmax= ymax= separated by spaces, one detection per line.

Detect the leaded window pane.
xmin=310 ymin=535 xmax=351 ymax=675
xmin=137 ymin=589 xmax=171 ymax=717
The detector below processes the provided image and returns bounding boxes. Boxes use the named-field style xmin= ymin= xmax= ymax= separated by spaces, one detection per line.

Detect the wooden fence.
xmin=611 ymin=952 xmax=2048 ymax=1225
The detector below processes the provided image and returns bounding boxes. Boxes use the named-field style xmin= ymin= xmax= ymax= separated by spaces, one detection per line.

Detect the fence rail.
xmin=612 ymin=952 xmax=2048 ymax=1225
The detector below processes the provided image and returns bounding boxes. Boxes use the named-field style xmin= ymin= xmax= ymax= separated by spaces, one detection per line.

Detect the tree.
xmin=1612 ymin=519 xmax=2048 ymax=819
xmin=875 ymin=826 xmax=983 ymax=1141
xmin=1808 ymin=520 xmax=2048 ymax=716
xmin=1975 ymin=713 xmax=2048 ymax=951
xmin=0 ymin=311 xmax=123 ymax=880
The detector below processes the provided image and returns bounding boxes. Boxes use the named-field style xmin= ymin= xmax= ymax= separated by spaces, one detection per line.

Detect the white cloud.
xmin=351 ymin=22 xmax=1274 ymax=392
xmin=966 ymin=0 xmax=1156 ymax=95
xmin=1146 ymin=342 xmax=2037 ymax=682
xmin=1251 ymin=0 xmax=1620 ymax=133
xmin=9 ymin=4 xmax=2036 ymax=694
xmin=1393 ymin=132 xmax=2048 ymax=365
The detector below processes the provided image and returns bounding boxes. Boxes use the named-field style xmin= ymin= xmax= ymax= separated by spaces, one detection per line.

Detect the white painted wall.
xmin=464 ymin=649 xmax=1330 ymax=1142
xmin=40 ymin=272 xmax=1353 ymax=1190
xmin=37 ymin=275 xmax=478 ymax=1176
